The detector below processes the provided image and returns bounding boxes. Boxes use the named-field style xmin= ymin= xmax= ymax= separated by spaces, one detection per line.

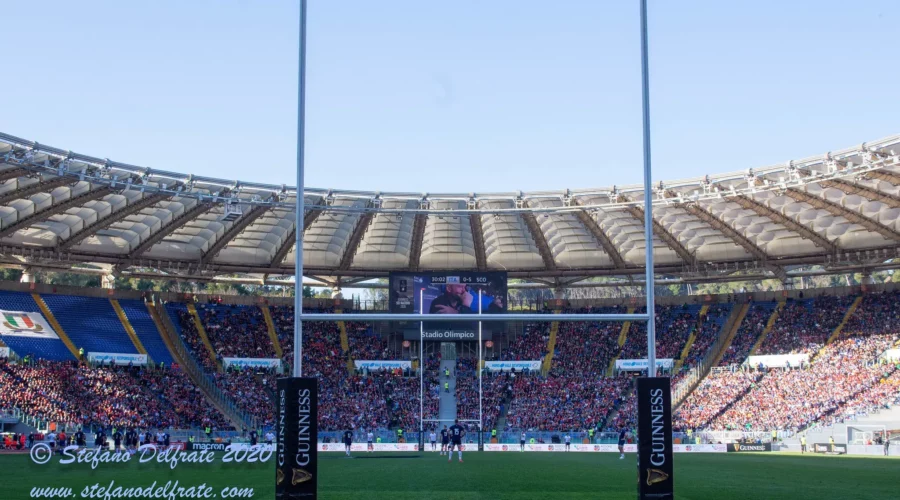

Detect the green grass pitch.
xmin=2 ymin=451 xmax=896 ymax=500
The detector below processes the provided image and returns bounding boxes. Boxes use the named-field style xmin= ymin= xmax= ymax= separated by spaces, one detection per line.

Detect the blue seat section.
xmin=0 ymin=291 xmax=73 ymax=361
xmin=41 ymin=295 xmax=137 ymax=355
xmin=118 ymin=299 xmax=174 ymax=366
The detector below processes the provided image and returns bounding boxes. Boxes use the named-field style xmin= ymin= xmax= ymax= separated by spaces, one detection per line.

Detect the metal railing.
xmin=156 ymin=302 xmax=256 ymax=430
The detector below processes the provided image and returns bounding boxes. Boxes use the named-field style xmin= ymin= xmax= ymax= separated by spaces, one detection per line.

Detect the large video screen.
xmin=389 ymin=271 xmax=508 ymax=340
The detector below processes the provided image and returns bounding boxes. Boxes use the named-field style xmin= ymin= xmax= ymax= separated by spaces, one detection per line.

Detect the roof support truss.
xmin=269 ymin=207 xmax=324 ymax=269
xmin=574 ymin=209 xmax=626 ymax=268
xmin=408 ymin=214 xmax=427 ymax=271
xmin=58 ymin=193 xmax=171 ymax=251
xmin=339 ymin=212 xmax=375 ymax=270
xmin=866 ymin=170 xmax=900 ymax=186
xmin=624 ymin=205 xmax=696 ymax=267
xmin=0 ymin=168 xmax=30 ymax=182
xmin=730 ymin=195 xmax=836 ymax=253
xmin=784 ymin=188 xmax=900 ymax=242
xmin=126 ymin=201 xmax=218 ymax=261
xmin=470 ymin=214 xmax=488 ymax=270
xmin=0 ymin=186 xmax=115 ymax=239
xmin=819 ymin=179 xmax=900 ymax=209
xmin=198 ymin=205 xmax=270 ymax=267
xmin=520 ymin=212 xmax=557 ymax=271
xmin=678 ymin=202 xmax=786 ymax=280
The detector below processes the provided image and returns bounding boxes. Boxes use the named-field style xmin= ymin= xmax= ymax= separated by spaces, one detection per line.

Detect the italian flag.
xmin=4 ymin=313 xmax=34 ymax=328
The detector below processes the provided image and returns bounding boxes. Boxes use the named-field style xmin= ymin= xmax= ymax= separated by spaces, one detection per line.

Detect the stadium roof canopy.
xmin=2 ymin=131 xmax=900 ymax=288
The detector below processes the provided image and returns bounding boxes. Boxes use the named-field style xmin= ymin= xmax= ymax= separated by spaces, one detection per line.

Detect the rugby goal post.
xmin=846 ymin=424 xmax=887 ymax=445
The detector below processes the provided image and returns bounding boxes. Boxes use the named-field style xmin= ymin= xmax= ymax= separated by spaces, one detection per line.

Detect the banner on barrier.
xmin=484 ymin=361 xmax=541 ymax=372
xmin=318 ymin=443 xmax=420 ymax=452
xmin=276 ymin=377 xmax=317 ymax=499
xmin=87 ymin=352 xmax=148 ymax=366
xmin=483 ymin=443 xmax=637 ymax=452
xmin=616 ymin=359 xmax=674 ymax=371
xmin=223 ymin=357 xmax=281 ymax=370
xmin=353 ymin=360 xmax=412 ymax=372
xmin=0 ymin=310 xmax=59 ymax=339
xmin=880 ymin=348 xmax=900 ymax=362
xmin=814 ymin=443 xmax=847 ymax=454
xmin=0 ymin=347 xmax=9 ymax=358
xmin=727 ymin=443 xmax=772 ymax=452
xmin=744 ymin=353 xmax=809 ymax=368
xmin=636 ymin=377 xmax=675 ymax=500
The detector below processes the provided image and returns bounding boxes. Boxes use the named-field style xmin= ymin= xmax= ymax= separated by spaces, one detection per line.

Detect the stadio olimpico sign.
xmin=403 ymin=329 xmax=494 ymax=341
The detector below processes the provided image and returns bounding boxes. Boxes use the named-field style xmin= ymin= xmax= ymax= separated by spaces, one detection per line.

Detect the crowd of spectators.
xmin=505 ymin=374 xmax=629 ymax=431
xmin=674 ymin=370 xmax=763 ymax=430
xmin=718 ymin=303 xmax=774 ymax=366
xmin=197 ymin=304 xmax=276 ymax=359
xmin=0 ymin=359 xmax=228 ymax=430
xmin=709 ymin=335 xmax=896 ymax=432
xmin=175 ymin=309 xmax=217 ymax=371
xmin=621 ymin=305 xmax=698 ymax=360
xmin=842 ymin=291 xmax=900 ymax=336
xmin=550 ymin=307 xmax=622 ymax=378
xmin=680 ymin=304 xmax=733 ymax=368
xmin=213 ymin=367 xmax=276 ymax=427
xmin=756 ymin=296 xmax=854 ymax=355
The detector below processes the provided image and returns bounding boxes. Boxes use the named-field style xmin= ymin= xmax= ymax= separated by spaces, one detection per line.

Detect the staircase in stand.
xmin=674 ymin=304 xmax=708 ymax=372
xmin=336 ymin=309 xmax=354 ymax=373
xmin=709 ymin=303 xmax=750 ymax=368
xmin=186 ymin=303 xmax=221 ymax=372
xmin=259 ymin=305 xmax=284 ymax=358
xmin=748 ymin=301 xmax=786 ymax=356
xmin=110 ymin=298 xmax=152 ymax=364
xmin=541 ymin=310 xmax=561 ymax=375
xmin=607 ymin=306 xmax=635 ymax=376
xmin=674 ymin=303 xmax=747 ymax=408
xmin=825 ymin=296 xmax=863 ymax=346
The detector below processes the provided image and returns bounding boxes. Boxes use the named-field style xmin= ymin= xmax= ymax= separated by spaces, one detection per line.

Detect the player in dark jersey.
xmin=113 ymin=430 xmax=123 ymax=453
xmin=163 ymin=432 xmax=171 ymax=450
xmin=74 ymin=430 xmax=86 ymax=448
xmin=127 ymin=429 xmax=138 ymax=453
xmin=249 ymin=431 xmax=258 ymax=447
xmin=618 ymin=427 xmax=628 ymax=460
xmin=343 ymin=430 xmax=353 ymax=457
xmin=448 ymin=420 xmax=465 ymax=463
xmin=440 ymin=426 xmax=450 ymax=456
xmin=95 ymin=430 xmax=107 ymax=450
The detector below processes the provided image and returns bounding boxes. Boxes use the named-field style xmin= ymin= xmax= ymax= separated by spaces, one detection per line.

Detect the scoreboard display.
xmin=389 ymin=271 xmax=507 ymax=315
xmin=389 ymin=271 xmax=508 ymax=340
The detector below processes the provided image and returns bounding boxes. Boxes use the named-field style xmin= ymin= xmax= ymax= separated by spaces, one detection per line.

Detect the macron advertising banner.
xmin=484 ymin=361 xmax=541 ymax=372
xmin=0 ymin=310 xmax=59 ymax=339
xmin=636 ymin=377 xmax=675 ymax=500
xmin=87 ymin=352 xmax=148 ymax=366
xmin=223 ymin=358 xmax=281 ymax=370
xmin=276 ymin=377 xmax=317 ymax=499
xmin=318 ymin=443 xmax=419 ymax=452
xmin=616 ymin=359 xmax=674 ymax=371
xmin=353 ymin=360 xmax=412 ymax=372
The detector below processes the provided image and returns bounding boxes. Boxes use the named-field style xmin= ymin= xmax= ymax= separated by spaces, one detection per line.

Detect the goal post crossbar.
xmin=298 ymin=313 xmax=649 ymax=322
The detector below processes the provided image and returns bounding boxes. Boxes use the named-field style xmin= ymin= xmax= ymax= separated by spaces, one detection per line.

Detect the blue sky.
xmin=2 ymin=1 xmax=898 ymax=193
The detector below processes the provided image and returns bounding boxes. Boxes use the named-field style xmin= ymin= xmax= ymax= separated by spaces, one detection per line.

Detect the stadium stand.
xmin=118 ymin=299 xmax=174 ymax=366
xmin=0 ymin=291 xmax=74 ymax=361
xmin=41 ymin=295 xmax=138 ymax=355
